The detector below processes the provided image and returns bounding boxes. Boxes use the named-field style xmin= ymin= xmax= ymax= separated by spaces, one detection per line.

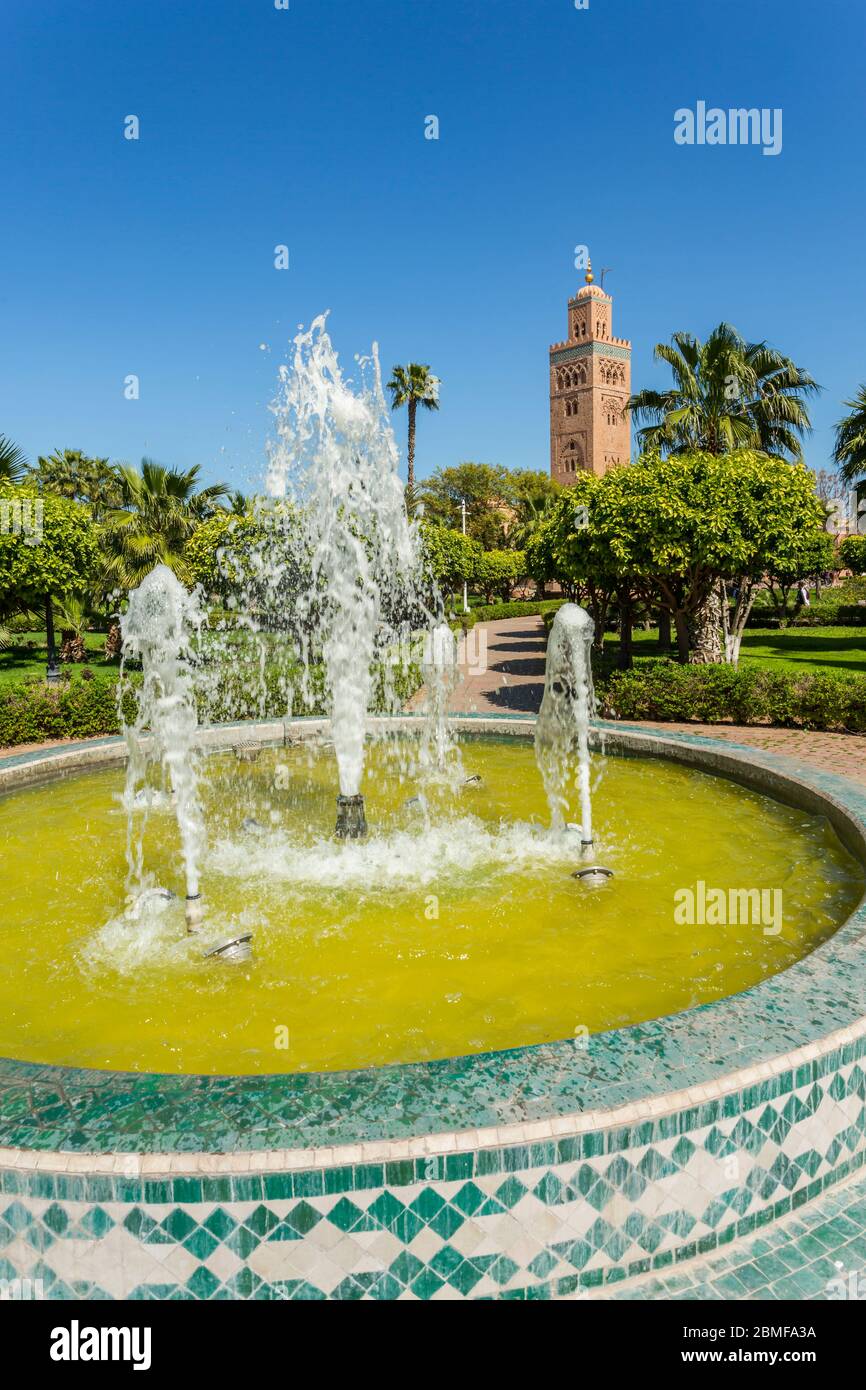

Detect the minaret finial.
xmin=585 ymin=257 xmax=594 ymax=286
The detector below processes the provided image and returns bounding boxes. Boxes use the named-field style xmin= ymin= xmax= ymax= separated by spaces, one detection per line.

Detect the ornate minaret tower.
xmin=549 ymin=261 xmax=631 ymax=481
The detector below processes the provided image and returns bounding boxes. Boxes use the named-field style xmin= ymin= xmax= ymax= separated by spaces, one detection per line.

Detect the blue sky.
xmin=1 ymin=0 xmax=863 ymax=493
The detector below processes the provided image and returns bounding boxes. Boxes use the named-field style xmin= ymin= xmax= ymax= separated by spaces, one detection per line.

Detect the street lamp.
xmin=45 ymin=595 xmax=61 ymax=684
xmin=460 ymin=498 xmax=469 ymax=614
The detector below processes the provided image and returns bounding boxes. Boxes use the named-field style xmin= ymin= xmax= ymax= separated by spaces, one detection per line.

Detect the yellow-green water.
xmin=0 ymin=737 xmax=862 ymax=1075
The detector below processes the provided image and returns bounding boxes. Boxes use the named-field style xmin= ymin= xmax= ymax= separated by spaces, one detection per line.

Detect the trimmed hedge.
xmin=787 ymin=600 xmax=866 ymax=627
xmin=599 ymin=662 xmax=866 ymax=733
xmin=749 ymin=579 xmax=866 ymax=628
xmin=0 ymin=661 xmax=423 ymax=749
xmin=0 ymin=673 xmax=134 ymax=746
xmin=453 ymin=598 xmax=566 ymax=632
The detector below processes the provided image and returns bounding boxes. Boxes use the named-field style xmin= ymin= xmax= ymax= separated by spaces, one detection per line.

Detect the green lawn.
xmin=0 ymin=632 xmax=116 ymax=688
xmin=611 ymin=626 xmax=866 ymax=676
xmin=737 ymin=628 xmax=866 ymax=674
xmin=3 ymin=622 xmax=865 ymax=690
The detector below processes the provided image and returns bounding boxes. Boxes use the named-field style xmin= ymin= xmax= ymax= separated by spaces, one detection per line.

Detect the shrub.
xmin=839 ymin=534 xmax=866 ymax=575
xmin=599 ymin=663 xmax=866 ymax=733
xmin=0 ymin=659 xmax=424 ymax=748
xmin=6 ymin=614 xmax=42 ymax=635
xmin=0 ymin=673 xmax=133 ymax=746
xmin=453 ymin=598 xmax=566 ymax=633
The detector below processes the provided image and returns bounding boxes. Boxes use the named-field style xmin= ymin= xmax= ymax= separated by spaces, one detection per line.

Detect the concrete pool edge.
xmin=2 ymin=717 xmax=866 ymax=1299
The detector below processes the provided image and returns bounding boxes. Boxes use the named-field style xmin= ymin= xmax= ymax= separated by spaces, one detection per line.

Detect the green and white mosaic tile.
xmin=1 ymin=720 xmax=865 ymax=1299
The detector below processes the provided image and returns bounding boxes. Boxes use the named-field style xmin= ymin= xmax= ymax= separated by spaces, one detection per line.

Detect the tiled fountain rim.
xmin=1 ymin=715 xmax=865 ymax=1171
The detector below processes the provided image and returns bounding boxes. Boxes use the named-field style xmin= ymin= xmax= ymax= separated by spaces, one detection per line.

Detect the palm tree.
xmin=29 ymin=448 xmax=123 ymax=518
xmin=833 ymin=386 xmax=866 ymax=486
xmin=386 ymin=364 xmax=440 ymax=501
xmin=56 ymin=594 xmax=90 ymax=664
xmin=628 ymin=323 xmax=818 ymax=461
xmin=509 ymin=492 xmax=559 ymax=550
xmin=227 ymin=489 xmax=250 ymax=515
xmin=0 ymin=435 xmax=27 ymax=483
xmin=628 ymin=325 xmax=818 ymax=663
xmin=101 ymin=459 xmax=229 ymax=590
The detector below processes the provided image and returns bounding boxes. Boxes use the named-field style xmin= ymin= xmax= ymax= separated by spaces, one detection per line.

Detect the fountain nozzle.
xmin=185 ymin=893 xmax=204 ymax=932
xmin=335 ymin=794 xmax=367 ymax=840
xmin=204 ymin=933 xmax=253 ymax=965
xmin=572 ymin=866 xmax=614 ymax=885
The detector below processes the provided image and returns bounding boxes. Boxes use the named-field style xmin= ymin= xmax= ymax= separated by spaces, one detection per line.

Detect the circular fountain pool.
xmin=1 ymin=732 xmax=862 ymax=1075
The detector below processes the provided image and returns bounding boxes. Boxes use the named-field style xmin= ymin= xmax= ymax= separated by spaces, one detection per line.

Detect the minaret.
xmin=549 ymin=260 xmax=631 ymax=481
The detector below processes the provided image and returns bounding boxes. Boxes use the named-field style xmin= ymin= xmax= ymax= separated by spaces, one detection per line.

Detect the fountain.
xmin=120 ymin=564 xmax=207 ymax=931
xmin=265 ymin=314 xmax=429 ymax=837
xmin=69 ymin=325 xmax=854 ymax=1069
xmin=417 ymin=620 xmax=463 ymax=784
xmin=3 ymin=321 xmax=866 ymax=1303
xmin=535 ymin=603 xmax=598 ymax=846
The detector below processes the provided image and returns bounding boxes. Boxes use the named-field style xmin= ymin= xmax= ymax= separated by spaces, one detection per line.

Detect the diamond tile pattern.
xmin=2 ymin=1056 xmax=865 ymax=1299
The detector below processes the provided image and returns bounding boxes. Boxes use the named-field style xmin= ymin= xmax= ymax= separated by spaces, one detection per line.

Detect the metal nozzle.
xmin=185 ymin=893 xmax=204 ymax=931
xmin=204 ymin=932 xmax=253 ymax=964
xmin=335 ymin=794 xmax=367 ymax=840
xmin=572 ymin=866 xmax=614 ymax=885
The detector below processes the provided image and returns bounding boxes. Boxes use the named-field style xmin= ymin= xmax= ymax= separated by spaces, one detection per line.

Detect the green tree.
xmin=761 ymin=528 xmax=836 ymax=622
xmin=418 ymin=463 xmax=514 ymax=549
xmin=833 ymin=386 xmax=866 ymax=485
xmin=101 ymin=459 xmax=229 ymax=589
xmin=527 ymin=473 xmax=628 ymax=656
xmin=839 ymin=534 xmax=866 ymax=574
xmin=533 ymin=450 xmax=826 ymax=666
xmin=0 ymin=436 xmax=27 ymax=484
xmin=386 ymin=363 xmax=440 ymax=501
xmin=418 ymin=522 xmax=481 ymax=600
xmin=474 ymin=549 xmax=526 ymax=604
xmin=0 ymin=484 xmax=100 ymax=679
xmin=628 ymin=324 xmax=818 ymax=660
xmin=29 ymin=449 xmax=123 ymax=518
xmin=628 ymin=322 xmax=818 ymax=462
xmin=509 ymin=489 xmax=561 ymax=553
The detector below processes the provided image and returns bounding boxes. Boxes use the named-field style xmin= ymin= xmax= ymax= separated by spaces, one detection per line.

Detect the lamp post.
xmin=45 ymin=595 xmax=61 ymax=684
xmin=460 ymin=498 xmax=469 ymax=614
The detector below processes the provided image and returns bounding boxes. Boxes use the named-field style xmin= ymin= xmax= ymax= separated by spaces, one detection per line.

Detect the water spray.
xmin=120 ymin=565 xmax=206 ymax=933
xmin=265 ymin=316 xmax=438 ymax=839
xmin=535 ymin=603 xmax=598 ymax=850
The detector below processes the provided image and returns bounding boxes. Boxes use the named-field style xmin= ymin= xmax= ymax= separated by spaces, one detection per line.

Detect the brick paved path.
xmin=415 ymin=614 xmax=866 ymax=786
xmin=445 ymin=614 xmax=548 ymax=715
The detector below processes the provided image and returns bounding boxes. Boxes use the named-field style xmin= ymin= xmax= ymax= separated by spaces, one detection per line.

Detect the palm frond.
xmin=0 ymin=435 xmax=27 ymax=483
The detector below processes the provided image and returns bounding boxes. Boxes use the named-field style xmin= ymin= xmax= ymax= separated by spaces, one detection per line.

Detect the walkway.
xmin=442 ymin=614 xmax=548 ymax=716
xmin=422 ymin=614 xmax=866 ymax=786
